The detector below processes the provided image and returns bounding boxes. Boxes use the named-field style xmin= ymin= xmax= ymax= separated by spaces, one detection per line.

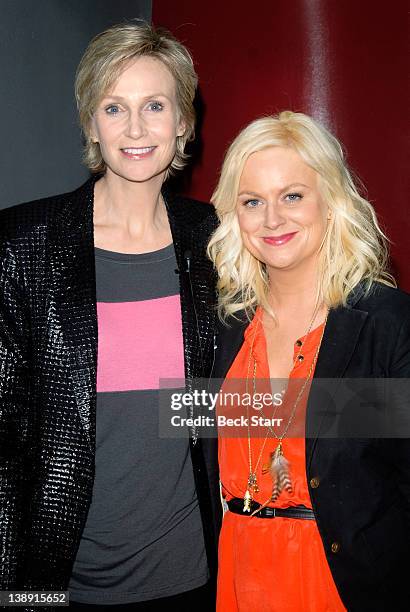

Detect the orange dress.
xmin=217 ymin=310 xmax=346 ymax=612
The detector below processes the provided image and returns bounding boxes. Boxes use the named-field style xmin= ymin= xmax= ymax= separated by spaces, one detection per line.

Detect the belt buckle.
xmin=264 ymin=506 xmax=276 ymax=518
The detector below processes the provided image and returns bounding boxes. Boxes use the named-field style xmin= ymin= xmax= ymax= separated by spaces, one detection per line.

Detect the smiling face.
xmin=90 ymin=56 xmax=185 ymax=185
xmin=237 ymin=146 xmax=329 ymax=278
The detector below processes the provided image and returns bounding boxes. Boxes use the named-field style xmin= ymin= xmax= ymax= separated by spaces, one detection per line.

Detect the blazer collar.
xmin=306 ymin=302 xmax=368 ymax=466
xmin=51 ymin=176 xmax=98 ymax=449
xmin=54 ymin=175 xmax=97 ymax=239
xmin=162 ymin=187 xmax=217 ymax=381
xmin=213 ymin=312 xmax=248 ymax=379
xmin=314 ymin=303 xmax=368 ymax=378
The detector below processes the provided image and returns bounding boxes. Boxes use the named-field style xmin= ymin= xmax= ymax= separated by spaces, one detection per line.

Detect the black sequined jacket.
xmin=0 ymin=176 xmax=221 ymax=596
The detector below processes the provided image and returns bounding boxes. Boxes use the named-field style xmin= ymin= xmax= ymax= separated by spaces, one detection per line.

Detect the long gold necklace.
xmin=243 ymin=305 xmax=328 ymax=512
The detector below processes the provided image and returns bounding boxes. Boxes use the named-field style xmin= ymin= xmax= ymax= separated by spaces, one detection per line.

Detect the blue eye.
xmin=284 ymin=193 xmax=303 ymax=202
xmin=243 ymin=199 xmax=261 ymax=208
xmin=148 ymin=101 xmax=164 ymax=112
xmin=105 ymin=105 xmax=120 ymax=115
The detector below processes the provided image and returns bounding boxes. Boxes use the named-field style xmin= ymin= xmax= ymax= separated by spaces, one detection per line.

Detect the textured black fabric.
xmin=0 ymin=176 xmax=221 ymax=608
xmin=213 ymin=282 xmax=410 ymax=612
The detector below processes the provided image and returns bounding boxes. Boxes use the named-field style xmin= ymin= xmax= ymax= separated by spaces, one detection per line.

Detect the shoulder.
xmin=351 ymin=282 xmax=410 ymax=369
xmin=213 ymin=311 xmax=251 ymax=378
xmin=217 ymin=312 xmax=249 ymax=352
xmin=0 ymin=193 xmax=65 ymax=241
xmin=354 ymin=281 xmax=410 ymax=322
xmin=0 ymin=179 xmax=92 ymax=243
xmin=218 ymin=310 xmax=250 ymax=332
xmin=176 ymin=194 xmax=216 ymax=220
xmin=163 ymin=190 xmax=218 ymax=232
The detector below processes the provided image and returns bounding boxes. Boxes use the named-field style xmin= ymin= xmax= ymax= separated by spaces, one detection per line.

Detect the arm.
xmin=0 ymin=233 xmax=32 ymax=588
xmin=390 ymin=312 xmax=410 ymax=539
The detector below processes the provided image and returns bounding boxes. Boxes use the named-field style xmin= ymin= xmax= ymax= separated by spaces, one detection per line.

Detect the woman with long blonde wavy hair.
xmin=209 ymin=111 xmax=409 ymax=612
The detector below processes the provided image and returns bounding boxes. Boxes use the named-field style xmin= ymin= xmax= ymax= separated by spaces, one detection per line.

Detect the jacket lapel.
xmin=213 ymin=313 xmax=249 ymax=379
xmin=163 ymin=190 xmax=216 ymax=381
xmin=163 ymin=190 xmax=217 ymax=443
xmin=306 ymin=304 xmax=368 ymax=467
xmin=51 ymin=178 xmax=98 ymax=451
xmin=164 ymin=195 xmax=194 ymax=380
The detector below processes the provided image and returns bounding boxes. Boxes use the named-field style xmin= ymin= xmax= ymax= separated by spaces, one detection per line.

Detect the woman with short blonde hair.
xmin=75 ymin=20 xmax=198 ymax=174
xmin=0 ymin=20 xmax=219 ymax=609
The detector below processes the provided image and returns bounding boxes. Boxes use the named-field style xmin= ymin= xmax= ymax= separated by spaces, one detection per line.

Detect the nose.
xmin=264 ymin=202 xmax=286 ymax=229
xmin=126 ymin=109 xmax=146 ymax=139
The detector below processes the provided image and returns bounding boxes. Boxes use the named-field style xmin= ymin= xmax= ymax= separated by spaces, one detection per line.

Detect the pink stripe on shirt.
xmin=96 ymin=295 xmax=185 ymax=392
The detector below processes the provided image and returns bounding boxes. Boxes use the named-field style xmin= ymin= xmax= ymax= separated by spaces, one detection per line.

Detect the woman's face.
xmin=236 ymin=146 xmax=329 ymax=277
xmin=91 ymin=56 xmax=184 ymax=184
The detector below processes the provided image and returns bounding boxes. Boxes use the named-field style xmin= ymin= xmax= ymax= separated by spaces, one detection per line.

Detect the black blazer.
xmin=0 ymin=176 xmax=221 ymax=595
xmin=213 ymin=282 xmax=410 ymax=612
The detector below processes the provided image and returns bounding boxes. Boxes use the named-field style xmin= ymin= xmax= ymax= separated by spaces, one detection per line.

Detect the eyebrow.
xmin=237 ymin=191 xmax=262 ymax=198
xmin=238 ymin=183 xmax=311 ymax=197
xmin=282 ymin=183 xmax=310 ymax=190
xmin=101 ymin=93 xmax=172 ymax=102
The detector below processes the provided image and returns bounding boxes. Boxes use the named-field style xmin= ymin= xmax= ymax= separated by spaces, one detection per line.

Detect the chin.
xmin=257 ymin=254 xmax=297 ymax=270
xmin=265 ymin=262 xmax=296 ymax=272
xmin=110 ymin=165 xmax=167 ymax=184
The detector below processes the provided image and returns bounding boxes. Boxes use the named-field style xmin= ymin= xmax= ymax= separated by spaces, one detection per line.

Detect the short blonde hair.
xmin=75 ymin=20 xmax=198 ymax=175
xmin=208 ymin=111 xmax=395 ymax=320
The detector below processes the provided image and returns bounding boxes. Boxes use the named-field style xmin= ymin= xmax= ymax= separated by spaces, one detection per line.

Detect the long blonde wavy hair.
xmin=208 ymin=111 xmax=395 ymax=320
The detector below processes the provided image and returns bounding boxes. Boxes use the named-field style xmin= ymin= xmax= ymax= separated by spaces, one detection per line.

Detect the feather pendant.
xmin=243 ymin=489 xmax=252 ymax=512
xmin=268 ymin=443 xmax=293 ymax=501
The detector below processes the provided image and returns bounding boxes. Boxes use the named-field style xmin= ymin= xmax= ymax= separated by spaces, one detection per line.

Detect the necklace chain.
xmin=243 ymin=304 xmax=328 ymax=512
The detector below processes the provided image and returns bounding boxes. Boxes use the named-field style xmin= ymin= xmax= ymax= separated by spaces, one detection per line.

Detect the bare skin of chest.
xmin=263 ymin=322 xmax=303 ymax=379
xmin=262 ymin=304 xmax=327 ymax=380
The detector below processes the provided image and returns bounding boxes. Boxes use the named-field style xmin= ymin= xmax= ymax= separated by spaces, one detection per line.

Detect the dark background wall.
xmin=1 ymin=1 xmax=408 ymax=289
xmin=0 ymin=0 xmax=151 ymax=208
xmin=153 ymin=0 xmax=409 ymax=290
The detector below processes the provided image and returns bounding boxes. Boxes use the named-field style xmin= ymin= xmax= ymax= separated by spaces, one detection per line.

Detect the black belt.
xmin=227 ymin=498 xmax=315 ymax=520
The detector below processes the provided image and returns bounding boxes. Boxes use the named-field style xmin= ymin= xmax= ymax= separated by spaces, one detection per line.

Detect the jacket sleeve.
xmin=390 ymin=312 xmax=410 ymax=540
xmin=0 ymin=233 xmax=32 ymax=588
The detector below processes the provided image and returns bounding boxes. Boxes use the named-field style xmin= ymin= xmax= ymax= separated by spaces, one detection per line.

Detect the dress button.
xmin=297 ymin=355 xmax=304 ymax=362
xmin=310 ymin=477 xmax=320 ymax=488
xmin=295 ymin=339 xmax=303 ymax=347
xmin=331 ymin=542 xmax=340 ymax=553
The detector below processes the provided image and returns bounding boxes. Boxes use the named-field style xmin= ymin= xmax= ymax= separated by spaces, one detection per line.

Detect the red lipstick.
xmin=262 ymin=232 xmax=298 ymax=246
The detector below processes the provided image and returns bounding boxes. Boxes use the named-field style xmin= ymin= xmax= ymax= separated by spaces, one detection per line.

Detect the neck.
xmin=94 ymin=170 xmax=167 ymax=234
xmin=267 ymin=261 xmax=321 ymax=317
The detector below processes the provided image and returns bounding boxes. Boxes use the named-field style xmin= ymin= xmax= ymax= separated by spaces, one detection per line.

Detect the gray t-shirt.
xmin=69 ymin=244 xmax=208 ymax=604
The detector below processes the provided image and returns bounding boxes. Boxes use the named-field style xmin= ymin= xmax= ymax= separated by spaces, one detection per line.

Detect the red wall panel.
xmin=153 ymin=0 xmax=409 ymax=289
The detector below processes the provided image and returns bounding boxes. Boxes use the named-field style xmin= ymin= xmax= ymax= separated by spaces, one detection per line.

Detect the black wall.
xmin=0 ymin=0 xmax=152 ymax=208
